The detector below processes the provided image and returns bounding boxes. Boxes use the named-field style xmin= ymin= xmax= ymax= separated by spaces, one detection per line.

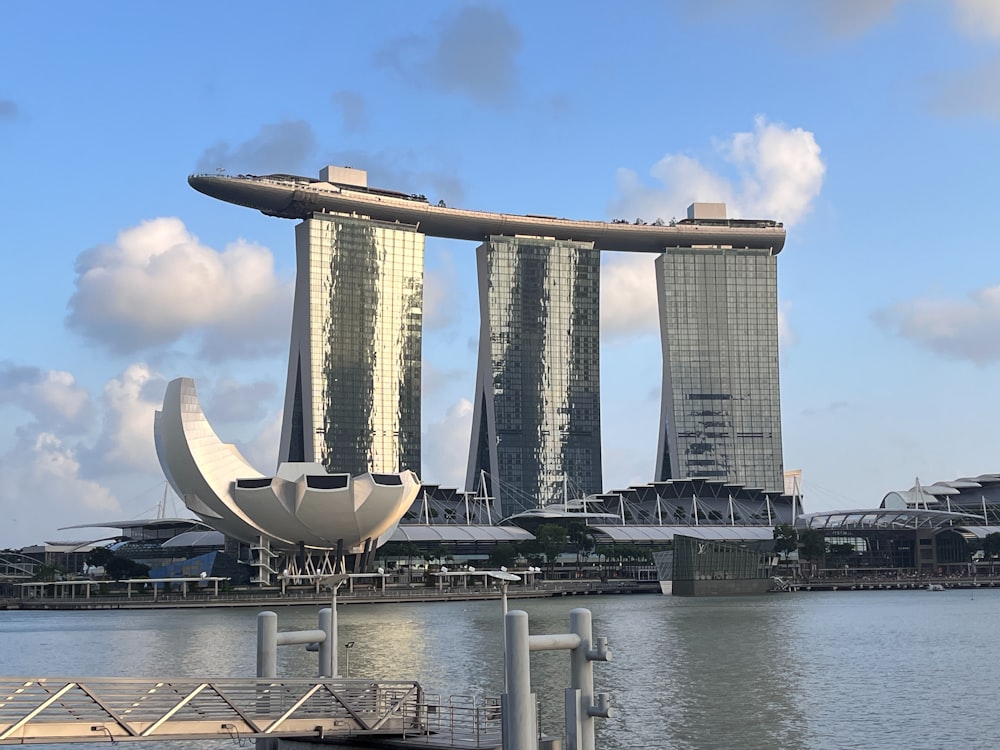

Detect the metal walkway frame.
xmin=0 ymin=677 xmax=423 ymax=744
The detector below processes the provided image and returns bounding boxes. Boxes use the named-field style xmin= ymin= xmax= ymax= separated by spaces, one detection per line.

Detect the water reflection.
xmin=5 ymin=591 xmax=1000 ymax=749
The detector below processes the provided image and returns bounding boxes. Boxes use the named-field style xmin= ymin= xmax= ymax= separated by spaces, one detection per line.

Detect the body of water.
xmin=2 ymin=589 xmax=998 ymax=749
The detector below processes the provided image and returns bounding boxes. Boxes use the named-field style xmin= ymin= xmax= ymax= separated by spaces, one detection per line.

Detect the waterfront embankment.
xmin=775 ymin=574 xmax=1000 ymax=592
xmin=1 ymin=578 xmax=656 ymax=611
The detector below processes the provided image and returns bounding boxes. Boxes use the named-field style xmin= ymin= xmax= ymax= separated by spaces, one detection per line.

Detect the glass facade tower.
xmin=466 ymin=237 xmax=602 ymax=518
xmin=655 ymin=246 xmax=783 ymax=492
xmin=279 ymin=213 xmax=424 ymax=476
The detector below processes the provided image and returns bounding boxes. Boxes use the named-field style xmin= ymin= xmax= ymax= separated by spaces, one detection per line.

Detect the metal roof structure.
xmin=589 ymin=525 xmax=776 ymax=543
xmin=161 ymin=530 xmax=226 ymax=548
xmin=389 ymin=525 xmax=533 ymax=544
xmin=796 ymin=508 xmax=981 ymax=531
xmin=953 ymin=525 xmax=1000 ymax=539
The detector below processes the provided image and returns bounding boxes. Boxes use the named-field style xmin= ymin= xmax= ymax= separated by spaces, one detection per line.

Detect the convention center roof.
xmin=589 ymin=525 xmax=777 ymax=543
xmin=796 ymin=509 xmax=982 ymax=531
xmin=389 ymin=525 xmax=534 ymax=544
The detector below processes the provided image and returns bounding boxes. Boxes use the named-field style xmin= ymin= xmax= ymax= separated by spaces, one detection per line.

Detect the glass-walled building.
xmin=467 ymin=236 xmax=602 ymax=517
xmin=655 ymin=241 xmax=783 ymax=492
xmin=279 ymin=212 xmax=424 ymax=476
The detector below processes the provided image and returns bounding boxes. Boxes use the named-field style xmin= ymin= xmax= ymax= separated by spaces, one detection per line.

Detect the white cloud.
xmin=0 ymin=429 xmax=120 ymax=548
xmin=68 ymin=217 xmax=293 ymax=358
xmin=953 ymin=0 xmax=1000 ymax=40
xmin=872 ymin=285 xmax=1000 ymax=365
xmin=603 ymin=119 xmax=823 ymax=344
xmin=204 ymin=378 xmax=279 ymax=425
xmin=87 ymin=363 xmax=165 ymax=475
xmin=421 ymin=398 xmax=473 ymax=487
xmin=237 ymin=409 xmax=283 ymax=476
xmin=611 ymin=117 xmax=825 ymax=227
xmin=0 ymin=364 xmax=91 ymax=430
xmin=424 ymin=252 xmax=465 ymax=331
xmin=600 ymin=254 xmax=659 ymax=342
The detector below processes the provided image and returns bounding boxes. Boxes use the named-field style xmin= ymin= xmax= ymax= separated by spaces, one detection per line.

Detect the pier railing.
xmin=404 ymin=694 xmax=504 ymax=747
xmin=0 ymin=677 xmax=423 ymax=744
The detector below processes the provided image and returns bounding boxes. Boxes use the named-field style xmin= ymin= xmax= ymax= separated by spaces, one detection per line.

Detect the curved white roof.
xmin=155 ymin=377 xmax=420 ymax=551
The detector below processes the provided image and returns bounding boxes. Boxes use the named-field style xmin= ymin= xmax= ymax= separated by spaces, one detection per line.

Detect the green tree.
xmin=106 ymin=557 xmax=149 ymax=580
xmin=799 ymin=530 xmax=826 ymax=562
xmin=534 ymin=523 xmax=568 ymax=570
xmin=489 ymin=542 xmax=519 ymax=569
xmin=31 ymin=563 xmax=65 ymax=582
xmin=567 ymin=522 xmax=596 ymax=571
xmin=772 ymin=524 xmax=798 ymax=558
xmin=85 ymin=547 xmax=149 ymax=580
xmin=982 ymin=533 xmax=1000 ymax=573
xmin=85 ymin=547 xmax=116 ymax=571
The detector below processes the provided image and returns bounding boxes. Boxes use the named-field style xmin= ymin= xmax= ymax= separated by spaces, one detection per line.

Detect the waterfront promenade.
xmin=1 ymin=578 xmax=657 ymax=611
xmin=775 ymin=572 xmax=1000 ymax=592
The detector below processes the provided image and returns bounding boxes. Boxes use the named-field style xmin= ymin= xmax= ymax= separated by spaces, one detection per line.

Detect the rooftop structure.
xmin=188 ymin=170 xmax=786 ymax=253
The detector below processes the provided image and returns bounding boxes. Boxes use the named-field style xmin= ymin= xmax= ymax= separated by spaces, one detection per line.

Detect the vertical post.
xmin=257 ymin=611 xmax=278 ymax=678
xmin=318 ymin=608 xmax=333 ymax=677
xmin=331 ymin=584 xmax=340 ymax=677
xmin=569 ymin=609 xmax=595 ymax=750
xmin=501 ymin=581 xmax=510 ymax=693
xmin=504 ymin=610 xmax=536 ymax=750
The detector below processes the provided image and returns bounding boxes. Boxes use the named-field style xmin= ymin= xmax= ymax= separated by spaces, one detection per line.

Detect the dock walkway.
xmin=0 ymin=678 xmax=509 ymax=748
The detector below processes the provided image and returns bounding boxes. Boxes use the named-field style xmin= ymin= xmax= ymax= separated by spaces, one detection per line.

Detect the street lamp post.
xmin=319 ymin=573 xmax=349 ymax=677
xmin=487 ymin=570 xmax=521 ymax=692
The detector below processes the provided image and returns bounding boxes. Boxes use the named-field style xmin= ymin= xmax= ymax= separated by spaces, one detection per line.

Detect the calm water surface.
xmin=2 ymin=589 xmax=998 ymax=749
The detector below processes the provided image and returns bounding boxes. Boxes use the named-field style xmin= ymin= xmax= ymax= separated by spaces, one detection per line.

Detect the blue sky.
xmin=2 ymin=1 xmax=1000 ymax=547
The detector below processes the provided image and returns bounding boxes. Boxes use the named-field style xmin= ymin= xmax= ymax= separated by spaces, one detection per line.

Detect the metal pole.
xmin=569 ymin=609 xmax=595 ymax=750
xmin=501 ymin=581 xmax=510 ymax=693
xmin=331 ymin=584 xmax=340 ymax=677
xmin=318 ymin=608 xmax=332 ymax=677
xmin=504 ymin=610 xmax=536 ymax=750
xmin=257 ymin=611 xmax=278 ymax=678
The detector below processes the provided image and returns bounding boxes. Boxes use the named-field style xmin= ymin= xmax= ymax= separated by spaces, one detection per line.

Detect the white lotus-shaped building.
xmin=154 ymin=377 xmax=420 ymax=553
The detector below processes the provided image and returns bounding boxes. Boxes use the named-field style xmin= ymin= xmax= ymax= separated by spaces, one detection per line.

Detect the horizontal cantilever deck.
xmin=0 ymin=677 xmax=428 ymax=744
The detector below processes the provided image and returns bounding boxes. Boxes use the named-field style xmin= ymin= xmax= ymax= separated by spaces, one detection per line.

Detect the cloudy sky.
xmin=2 ymin=1 xmax=999 ymax=547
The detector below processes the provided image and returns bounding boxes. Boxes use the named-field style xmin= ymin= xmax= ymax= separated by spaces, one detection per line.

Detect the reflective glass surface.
xmin=468 ymin=237 xmax=602 ymax=516
xmin=655 ymin=248 xmax=783 ymax=491
xmin=283 ymin=214 xmax=423 ymax=476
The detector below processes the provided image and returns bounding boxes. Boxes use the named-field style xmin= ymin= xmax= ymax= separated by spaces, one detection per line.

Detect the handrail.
xmin=0 ymin=677 xmax=424 ymax=744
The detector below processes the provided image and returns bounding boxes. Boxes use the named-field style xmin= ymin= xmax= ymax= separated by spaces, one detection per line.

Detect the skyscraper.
xmin=278 ymin=210 xmax=425 ymax=476
xmin=466 ymin=237 xmax=602 ymax=517
xmin=654 ymin=204 xmax=783 ymax=491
